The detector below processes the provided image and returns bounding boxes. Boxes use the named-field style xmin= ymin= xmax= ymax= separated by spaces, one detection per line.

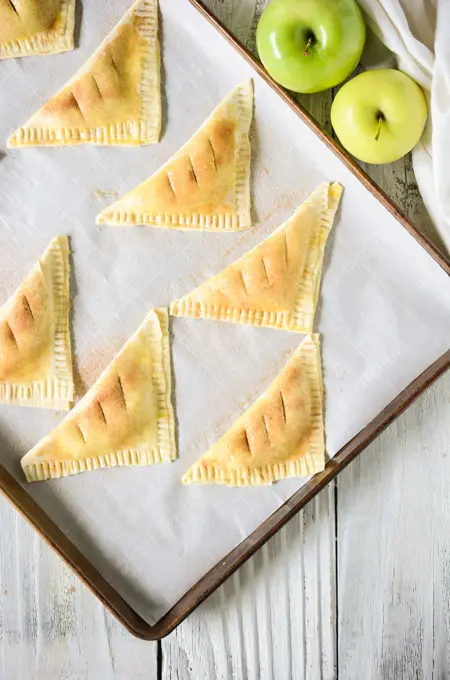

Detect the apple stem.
xmin=374 ymin=116 xmax=383 ymax=142
xmin=304 ymin=36 xmax=313 ymax=57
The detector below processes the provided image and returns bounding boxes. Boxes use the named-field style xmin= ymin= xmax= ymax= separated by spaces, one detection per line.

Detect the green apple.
xmin=256 ymin=0 xmax=366 ymax=94
xmin=331 ymin=69 xmax=428 ymax=164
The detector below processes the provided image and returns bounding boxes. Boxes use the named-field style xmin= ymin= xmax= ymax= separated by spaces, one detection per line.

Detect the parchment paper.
xmin=0 ymin=0 xmax=449 ymax=625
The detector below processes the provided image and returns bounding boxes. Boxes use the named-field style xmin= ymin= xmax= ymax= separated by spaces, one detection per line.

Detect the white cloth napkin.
xmin=356 ymin=0 xmax=450 ymax=253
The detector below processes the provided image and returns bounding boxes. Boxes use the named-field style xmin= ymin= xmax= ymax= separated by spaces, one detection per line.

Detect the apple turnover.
xmin=21 ymin=308 xmax=176 ymax=482
xmin=8 ymin=0 xmax=160 ymax=146
xmin=96 ymin=80 xmax=253 ymax=231
xmin=0 ymin=236 xmax=73 ymax=410
xmin=183 ymin=334 xmax=324 ymax=486
xmin=171 ymin=182 xmax=342 ymax=333
xmin=0 ymin=0 xmax=75 ymax=59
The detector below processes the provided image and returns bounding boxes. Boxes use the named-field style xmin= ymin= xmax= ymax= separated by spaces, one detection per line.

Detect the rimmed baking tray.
xmin=0 ymin=0 xmax=449 ymax=640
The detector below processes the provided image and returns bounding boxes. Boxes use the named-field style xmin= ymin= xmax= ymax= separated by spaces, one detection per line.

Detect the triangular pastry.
xmin=96 ymin=80 xmax=253 ymax=231
xmin=8 ymin=0 xmax=160 ymax=147
xmin=171 ymin=182 xmax=342 ymax=333
xmin=0 ymin=0 xmax=75 ymax=60
xmin=183 ymin=334 xmax=324 ymax=486
xmin=0 ymin=236 xmax=73 ymax=410
xmin=21 ymin=308 xmax=176 ymax=482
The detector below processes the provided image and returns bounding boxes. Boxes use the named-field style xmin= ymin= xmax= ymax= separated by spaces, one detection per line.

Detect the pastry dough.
xmin=8 ymin=0 xmax=160 ymax=147
xmin=0 ymin=0 xmax=75 ymax=60
xmin=171 ymin=182 xmax=342 ymax=333
xmin=21 ymin=308 xmax=176 ymax=482
xmin=0 ymin=236 xmax=73 ymax=410
xmin=96 ymin=80 xmax=253 ymax=231
xmin=183 ymin=334 xmax=324 ymax=486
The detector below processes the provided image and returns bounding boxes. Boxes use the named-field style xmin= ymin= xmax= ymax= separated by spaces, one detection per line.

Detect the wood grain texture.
xmin=0 ymin=495 xmax=158 ymax=680
xmin=201 ymin=0 xmax=257 ymax=45
xmin=338 ymin=373 xmax=450 ymax=680
xmin=162 ymin=487 xmax=336 ymax=680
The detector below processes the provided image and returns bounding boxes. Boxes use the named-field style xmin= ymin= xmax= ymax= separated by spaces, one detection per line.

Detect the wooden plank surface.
xmin=337 ymin=372 xmax=450 ymax=680
xmin=161 ymin=487 xmax=336 ymax=680
xmin=0 ymin=497 xmax=158 ymax=680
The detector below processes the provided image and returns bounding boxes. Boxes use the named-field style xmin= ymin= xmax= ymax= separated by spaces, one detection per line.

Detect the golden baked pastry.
xmin=0 ymin=236 xmax=73 ymax=410
xmin=96 ymin=80 xmax=253 ymax=231
xmin=0 ymin=0 xmax=75 ymax=59
xmin=21 ymin=308 xmax=176 ymax=482
xmin=183 ymin=334 xmax=324 ymax=486
xmin=171 ymin=182 xmax=342 ymax=333
xmin=8 ymin=0 xmax=160 ymax=147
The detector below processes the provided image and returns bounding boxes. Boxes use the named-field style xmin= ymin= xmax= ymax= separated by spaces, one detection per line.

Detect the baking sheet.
xmin=0 ymin=0 xmax=449 ymax=625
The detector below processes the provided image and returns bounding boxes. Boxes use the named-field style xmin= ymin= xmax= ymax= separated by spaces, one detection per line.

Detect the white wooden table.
xmin=1 ymin=3 xmax=449 ymax=678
